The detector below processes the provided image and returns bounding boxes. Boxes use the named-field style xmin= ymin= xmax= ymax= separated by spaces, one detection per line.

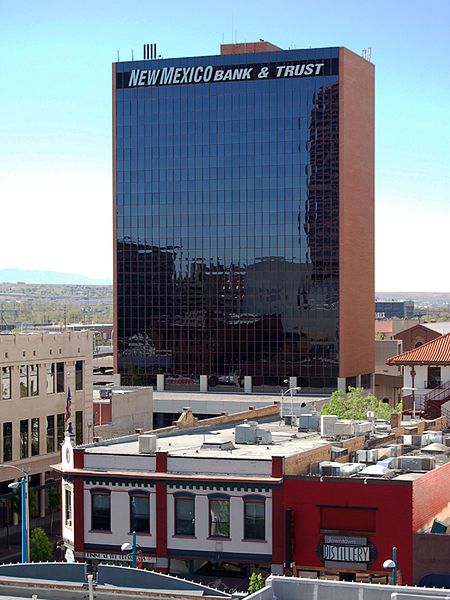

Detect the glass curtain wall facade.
xmin=115 ymin=47 xmax=340 ymax=390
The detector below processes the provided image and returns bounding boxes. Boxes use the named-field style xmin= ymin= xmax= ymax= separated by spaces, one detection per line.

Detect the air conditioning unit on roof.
xmin=397 ymin=455 xmax=435 ymax=471
xmin=138 ymin=434 xmax=157 ymax=454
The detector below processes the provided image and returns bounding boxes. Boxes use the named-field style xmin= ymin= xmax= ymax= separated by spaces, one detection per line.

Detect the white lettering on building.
xmin=126 ymin=62 xmax=328 ymax=88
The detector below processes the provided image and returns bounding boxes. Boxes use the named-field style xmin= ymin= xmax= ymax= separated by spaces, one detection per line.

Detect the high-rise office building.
xmin=113 ymin=42 xmax=374 ymax=391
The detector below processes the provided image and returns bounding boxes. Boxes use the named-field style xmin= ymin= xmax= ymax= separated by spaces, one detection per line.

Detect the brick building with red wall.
xmin=283 ymin=461 xmax=450 ymax=585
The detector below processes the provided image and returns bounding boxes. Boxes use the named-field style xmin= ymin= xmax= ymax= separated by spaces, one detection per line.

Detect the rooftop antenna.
xmin=367 ymin=47 xmax=372 ymax=62
xmin=117 ymin=50 xmax=120 ymax=62
xmin=131 ymin=48 xmax=134 ymax=61
xmin=362 ymin=48 xmax=367 ymax=59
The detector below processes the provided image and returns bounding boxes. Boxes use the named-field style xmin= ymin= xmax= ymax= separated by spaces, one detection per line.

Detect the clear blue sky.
xmin=1 ymin=0 xmax=449 ymax=290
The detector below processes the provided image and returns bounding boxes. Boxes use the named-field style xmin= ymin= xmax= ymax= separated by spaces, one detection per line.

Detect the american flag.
xmin=65 ymin=387 xmax=72 ymax=423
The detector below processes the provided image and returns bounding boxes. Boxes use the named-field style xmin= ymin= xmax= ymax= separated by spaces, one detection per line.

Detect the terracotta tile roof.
xmin=375 ymin=321 xmax=393 ymax=334
xmin=387 ymin=332 xmax=450 ymax=365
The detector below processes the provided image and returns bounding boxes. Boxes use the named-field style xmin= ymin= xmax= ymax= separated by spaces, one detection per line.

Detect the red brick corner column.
xmin=271 ymin=456 xmax=285 ymax=574
xmin=155 ymin=451 xmax=168 ymax=573
xmin=73 ymin=449 xmax=85 ymax=561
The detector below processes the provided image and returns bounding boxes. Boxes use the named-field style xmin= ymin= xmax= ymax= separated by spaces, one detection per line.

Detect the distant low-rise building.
xmin=375 ymin=300 xmax=415 ymax=320
xmin=394 ymin=321 xmax=450 ymax=352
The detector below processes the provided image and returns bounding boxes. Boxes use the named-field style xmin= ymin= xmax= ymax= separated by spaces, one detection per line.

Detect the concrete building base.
xmin=200 ymin=375 xmax=208 ymax=392
xmin=156 ymin=374 xmax=164 ymax=392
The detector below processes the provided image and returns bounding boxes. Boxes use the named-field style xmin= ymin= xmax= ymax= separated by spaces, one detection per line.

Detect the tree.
xmin=30 ymin=527 xmax=53 ymax=562
xmin=321 ymin=387 xmax=399 ymax=421
xmin=12 ymin=488 xmax=38 ymax=518
xmin=248 ymin=572 xmax=267 ymax=594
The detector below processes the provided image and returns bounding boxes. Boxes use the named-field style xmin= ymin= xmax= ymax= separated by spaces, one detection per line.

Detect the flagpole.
xmin=65 ymin=387 xmax=73 ymax=435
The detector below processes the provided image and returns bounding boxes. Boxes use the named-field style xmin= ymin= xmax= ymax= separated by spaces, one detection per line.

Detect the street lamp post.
xmin=281 ymin=384 xmax=302 ymax=426
xmin=121 ymin=530 xmax=138 ymax=568
xmin=0 ymin=465 xmax=29 ymax=562
xmin=383 ymin=546 xmax=398 ymax=585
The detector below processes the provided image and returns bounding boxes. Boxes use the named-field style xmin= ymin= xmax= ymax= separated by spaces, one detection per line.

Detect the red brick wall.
xmin=93 ymin=402 xmax=112 ymax=426
xmin=284 ymin=478 xmax=414 ymax=583
xmin=338 ymin=48 xmax=375 ymax=378
xmin=413 ymin=533 xmax=450 ymax=583
xmin=394 ymin=325 xmax=441 ymax=352
xmin=412 ymin=462 xmax=450 ymax=532
xmin=220 ymin=41 xmax=281 ymax=55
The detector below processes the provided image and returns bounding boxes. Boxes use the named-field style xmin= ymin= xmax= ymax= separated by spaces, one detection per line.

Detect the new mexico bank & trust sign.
xmin=116 ymin=58 xmax=338 ymax=89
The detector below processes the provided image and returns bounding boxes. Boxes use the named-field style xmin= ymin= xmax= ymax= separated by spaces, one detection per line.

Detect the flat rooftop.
xmin=152 ymin=390 xmax=329 ymax=415
xmin=86 ymin=418 xmax=328 ymax=461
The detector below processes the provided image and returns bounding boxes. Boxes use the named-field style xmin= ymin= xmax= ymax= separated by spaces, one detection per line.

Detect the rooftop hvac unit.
xmin=340 ymin=463 xmax=365 ymax=476
xmin=138 ymin=434 xmax=157 ymax=454
xmin=355 ymin=449 xmax=379 ymax=464
xmin=420 ymin=433 xmax=435 ymax=446
xmin=422 ymin=443 xmax=448 ymax=454
xmin=319 ymin=462 xmax=364 ymax=477
xmin=319 ymin=462 xmax=343 ymax=476
xmin=353 ymin=421 xmax=374 ymax=435
xmin=320 ymin=415 xmax=338 ymax=437
xmin=382 ymin=444 xmax=404 ymax=457
xmin=298 ymin=414 xmax=320 ymax=431
xmin=201 ymin=438 xmax=235 ymax=451
xmin=397 ymin=455 xmax=435 ymax=471
xmin=401 ymin=435 xmax=422 ymax=447
xmin=374 ymin=421 xmax=391 ymax=434
xmin=284 ymin=415 xmax=298 ymax=427
xmin=444 ymin=435 xmax=450 ymax=448
xmin=256 ymin=427 xmax=272 ymax=444
xmin=376 ymin=458 xmax=395 ymax=469
xmin=235 ymin=422 xmax=258 ymax=444
xmin=331 ymin=446 xmax=348 ymax=460
xmin=333 ymin=421 xmax=355 ymax=436
xmin=359 ymin=465 xmax=395 ymax=479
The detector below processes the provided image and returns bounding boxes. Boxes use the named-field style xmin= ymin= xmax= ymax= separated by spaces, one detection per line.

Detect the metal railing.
xmin=423 ymin=379 xmax=450 ymax=403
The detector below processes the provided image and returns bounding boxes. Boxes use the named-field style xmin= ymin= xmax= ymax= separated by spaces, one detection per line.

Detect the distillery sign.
xmin=317 ymin=536 xmax=377 ymax=570
xmin=322 ymin=542 xmax=370 ymax=562
xmin=116 ymin=58 xmax=338 ymax=89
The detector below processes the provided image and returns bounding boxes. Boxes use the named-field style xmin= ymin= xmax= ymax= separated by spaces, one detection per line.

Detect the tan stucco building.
xmin=0 ymin=331 xmax=93 ymax=524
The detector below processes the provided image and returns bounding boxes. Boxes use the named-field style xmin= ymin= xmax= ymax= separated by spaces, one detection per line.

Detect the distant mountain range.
xmin=0 ymin=269 xmax=112 ymax=286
